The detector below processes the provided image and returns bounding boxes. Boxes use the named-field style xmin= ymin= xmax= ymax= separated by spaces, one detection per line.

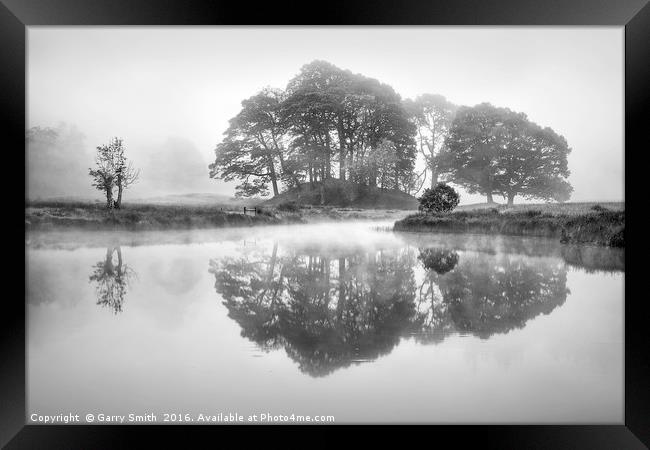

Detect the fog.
xmin=137 ymin=137 xmax=215 ymax=198
xmin=27 ymin=27 xmax=624 ymax=204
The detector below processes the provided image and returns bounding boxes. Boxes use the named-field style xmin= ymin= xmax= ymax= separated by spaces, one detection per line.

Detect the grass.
xmin=25 ymin=200 xmax=413 ymax=231
xmin=25 ymin=201 xmax=284 ymax=231
xmin=394 ymin=202 xmax=625 ymax=247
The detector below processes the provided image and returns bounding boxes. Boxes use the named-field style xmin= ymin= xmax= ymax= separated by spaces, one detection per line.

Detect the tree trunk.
xmin=394 ymin=166 xmax=400 ymax=192
xmin=278 ymin=152 xmax=301 ymax=189
xmin=325 ymin=133 xmax=332 ymax=179
xmin=369 ymin=173 xmax=376 ymax=187
xmin=337 ymin=120 xmax=346 ymax=181
xmin=267 ymin=160 xmax=279 ymax=196
xmin=486 ymin=192 xmax=494 ymax=204
xmin=507 ymin=193 xmax=515 ymax=207
xmin=106 ymin=185 xmax=113 ymax=209
xmin=430 ymin=170 xmax=438 ymax=188
xmin=116 ymin=183 xmax=123 ymax=209
xmin=348 ymin=149 xmax=354 ymax=182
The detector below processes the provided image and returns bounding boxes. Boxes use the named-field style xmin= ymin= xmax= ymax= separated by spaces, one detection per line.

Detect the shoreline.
xmin=25 ymin=201 xmax=625 ymax=249
xmin=393 ymin=207 xmax=625 ymax=247
xmin=25 ymin=202 xmax=411 ymax=232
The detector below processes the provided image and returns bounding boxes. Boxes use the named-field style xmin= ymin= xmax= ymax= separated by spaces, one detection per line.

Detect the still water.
xmin=27 ymin=221 xmax=624 ymax=424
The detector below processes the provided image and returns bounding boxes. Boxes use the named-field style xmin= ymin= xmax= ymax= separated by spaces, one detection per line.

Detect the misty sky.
xmin=27 ymin=27 xmax=624 ymax=203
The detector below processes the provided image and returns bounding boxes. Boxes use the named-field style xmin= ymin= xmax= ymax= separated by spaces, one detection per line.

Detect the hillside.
xmin=262 ymin=180 xmax=419 ymax=210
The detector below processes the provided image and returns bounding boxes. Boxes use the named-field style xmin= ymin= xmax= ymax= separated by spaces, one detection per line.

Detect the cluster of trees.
xmin=210 ymin=60 xmax=573 ymax=205
xmin=209 ymin=60 xmax=419 ymax=199
xmin=440 ymin=103 xmax=573 ymax=205
xmin=88 ymin=137 xmax=140 ymax=208
xmin=209 ymin=241 xmax=568 ymax=376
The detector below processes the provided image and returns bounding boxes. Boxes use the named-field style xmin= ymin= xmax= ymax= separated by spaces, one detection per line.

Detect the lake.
xmin=26 ymin=221 xmax=624 ymax=424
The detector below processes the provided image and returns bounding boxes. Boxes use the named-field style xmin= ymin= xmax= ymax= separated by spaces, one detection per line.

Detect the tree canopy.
xmin=210 ymin=62 xmax=573 ymax=206
xmin=418 ymin=183 xmax=460 ymax=214
xmin=210 ymin=61 xmax=417 ymax=198
xmin=403 ymin=94 xmax=457 ymax=189
xmin=439 ymin=103 xmax=573 ymax=205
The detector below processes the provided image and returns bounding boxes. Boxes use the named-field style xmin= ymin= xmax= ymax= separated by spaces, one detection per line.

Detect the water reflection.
xmin=561 ymin=245 xmax=625 ymax=273
xmin=421 ymin=252 xmax=568 ymax=341
xmin=89 ymin=246 xmax=137 ymax=314
xmin=209 ymin=240 xmax=570 ymax=376
xmin=209 ymin=243 xmax=417 ymax=376
xmin=27 ymin=226 xmax=624 ymax=422
xmin=417 ymin=248 xmax=459 ymax=274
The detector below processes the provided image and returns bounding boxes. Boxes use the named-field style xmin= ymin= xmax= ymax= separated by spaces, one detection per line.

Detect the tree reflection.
xmin=210 ymin=242 xmax=569 ymax=376
xmin=89 ymin=246 xmax=136 ymax=314
xmin=416 ymin=253 xmax=569 ymax=342
xmin=210 ymin=243 xmax=418 ymax=376
xmin=561 ymin=245 xmax=625 ymax=273
xmin=418 ymin=248 xmax=459 ymax=274
xmin=414 ymin=248 xmax=461 ymax=342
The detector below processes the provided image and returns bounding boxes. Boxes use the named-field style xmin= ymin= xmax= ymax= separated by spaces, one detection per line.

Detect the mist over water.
xmin=27 ymin=221 xmax=623 ymax=423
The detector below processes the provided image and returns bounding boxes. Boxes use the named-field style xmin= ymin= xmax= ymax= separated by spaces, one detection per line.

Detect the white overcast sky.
xmin=27 ymin=27 xmax=624 ymax=203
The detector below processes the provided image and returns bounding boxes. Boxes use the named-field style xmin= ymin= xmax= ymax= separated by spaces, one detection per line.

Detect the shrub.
xmin=591 ymin=204 xmax=607 ymax=212
xmin=418 ymin=183 xmax=460 ymax=214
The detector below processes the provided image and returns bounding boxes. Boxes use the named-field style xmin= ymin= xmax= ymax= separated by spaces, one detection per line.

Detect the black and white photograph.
xmin=22 ymin=24 xmax=628 ymax=428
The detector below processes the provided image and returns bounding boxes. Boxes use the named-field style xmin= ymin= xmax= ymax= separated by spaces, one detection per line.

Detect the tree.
xmin=209 ymin=61 xmax=417 ymax=198
xmin=209 ymin=89 xmax=288 ymax=197
xmin=89 ymin=137 xmax=139 ymax=209
xmin=418 ymin=183 xmax=460 ymax=214
xmin=282 ymin=60 xmax=417 ymax=189
xmin=404 ymin=94 xmax=457 ymax=188
xmin=440 ymin=103 xmax=572 ymax=205
xmin=282 ymin=61 xmax=344 ymax=182
xmin=112 ymin=138 xmax=140 ymax=208
xmin=89 ymin=142 xmax=117 ymax=209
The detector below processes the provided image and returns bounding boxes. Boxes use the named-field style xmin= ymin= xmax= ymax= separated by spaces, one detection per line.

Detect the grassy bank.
xmin=25 ymin=201 xmax=412 ymax=231
xmin=25 ymin=201 xmax=287 ymax=230
xmin=263 ymin=179 xmax=419 ymax=209
xmin=394 ymin=203 xmax=625 ymax=247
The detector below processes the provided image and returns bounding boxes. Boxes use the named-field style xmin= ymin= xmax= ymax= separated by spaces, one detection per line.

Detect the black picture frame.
xmin=3 ymin=0 xmax=647 ymax=447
